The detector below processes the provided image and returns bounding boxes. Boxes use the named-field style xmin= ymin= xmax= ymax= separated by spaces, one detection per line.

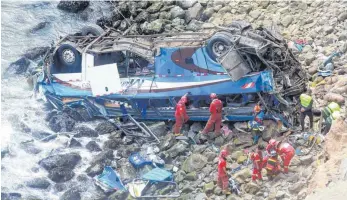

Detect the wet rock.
xmin=182 ymin=153 xmax=208 ymax=173
xmin=185 ymin=2 xmax=203 ymax=23
xmin=178 ymin=0 xmax=197 ymax=9
xmin=31 ymin=130 xmax=56 ymax=141
xmin=300 ymin=155 xmax=313 ymax=165
xmin=6 ymin=57 xmax=30 ymax=75
xmin=95 ymin=121 xmax=116 ymax=135
xmin=26 ymin=195 xmax=43 ymax=200
xmin=48 ymin=167 xmax=75 ymax=183
xmin=166 ymin=140 xmax=189 ymax=157
xmin=85 ymin=141 xmax=102 ymax=152
xmin=244 ymin=182 xmax=260 ymax=194
xmin=53 ymin=183 xmax=66 ymax=192
xmin=39 ymin=153 xmax=81 ymax=171
xmin=135 ymin=11 xmax=149 ymax=23
xmin=203 ymin=182 xmax=214 ymax=193
xmin=60 ymin=188 xmax=81 ymax=200
xmin=57 ymin=1 xmax=89 ymax=13
xmin=103 ymin=138 xmax=123 ymax=150
xmin=26 ymin=177 xmax=51 ymax=189
xmin=147 ymin=2 xmax=163 ymax=13
xmin=96 ymin=17 xmax=113 ymax=29
xmin=29 ymin=22 xmax=50 ymax=33
xmin=170 ymin=6 xmax=185 ymax=19
xmin=22 ymin=46 xmax=49 ymax=60
xmin=69 ymin=138 xmax=82 ymax=148
xmin=281 ymin=15 xmax=293 ymax=27
xmin=20 ymin=143 xmax=42 ymax=154
xmin=1 ymin=193 xmax=22 ymax=200
xmin=74 ymin=126 xmax=98 ymax=138
xmin=48 ymin=113 xmax=75 ymax=132
xmin=86 ymin=150 xmax=114 ymax=177
xmin=108 ymin=190 xmax=129 ymax=200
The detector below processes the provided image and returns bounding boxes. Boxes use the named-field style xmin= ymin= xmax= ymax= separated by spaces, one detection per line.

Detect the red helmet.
xmin=269 ymin=139 xmax=277 ymax=146
xmin=220 ymin=149 xmax=228 ymax=157
xmin=210 ymin=93 xmax=217 ymax=99
xmin=254 ymin=104 xmax=261 ymax=113
xmin=180 ymin=96 xmax=188 ymax=104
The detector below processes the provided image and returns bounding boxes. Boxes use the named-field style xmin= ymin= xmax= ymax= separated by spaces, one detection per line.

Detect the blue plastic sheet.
xmin=96 ymin=166 xmax=125 ymax=191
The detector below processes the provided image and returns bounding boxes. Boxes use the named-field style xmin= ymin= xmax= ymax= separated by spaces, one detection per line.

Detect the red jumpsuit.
xmin=251 ymin=151 xmax=263 ymax=181
xmin=277 ymin=143 xmax=295 ymax=173
xmin=202 ymin=98 xmax=223 ymax=134
xmin=173 ymin=100 xmax=189 ymax=134
xmin=217 ymin=157 xmax=228 ymax=190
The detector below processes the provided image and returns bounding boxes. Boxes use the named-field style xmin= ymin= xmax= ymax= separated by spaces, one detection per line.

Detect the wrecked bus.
xmin=36 ymin=21 xmax=307 ymax=128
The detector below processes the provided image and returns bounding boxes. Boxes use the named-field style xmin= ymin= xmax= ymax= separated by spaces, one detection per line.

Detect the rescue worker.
xmin=201 ymin=93 xmax=223 ymax=135
xmin=266 ymin=139 xmax=295 ymax=173
xmin=173 ymin=95 xmax=189 ymax=136
xmin=264 ymin=151 xmax=281 ymax=178
xmin=217 ymin=149 xmax=231 ymax=195
xmin=250 ymin=144 xmax=264 ymax=182
xmin=299 ymin=91 xmax=313 ymax=132
xmin=321 ymin=102 xmax=341 ymax=135
xmin=249 ymin=103 xmax=264 ymax=144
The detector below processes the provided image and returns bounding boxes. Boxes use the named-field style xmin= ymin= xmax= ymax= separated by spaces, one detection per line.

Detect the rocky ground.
xmin=2 ymin=1 xmax=347 ymax=200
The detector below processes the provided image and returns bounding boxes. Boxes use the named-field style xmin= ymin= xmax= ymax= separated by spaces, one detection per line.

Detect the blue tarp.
xmin=96 ymin=166 xmax=125 ymax=191
xmin=142 ymin=168 xmax=173 ymax=182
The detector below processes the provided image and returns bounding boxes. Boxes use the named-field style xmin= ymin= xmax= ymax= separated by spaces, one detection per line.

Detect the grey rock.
xmin=185 ymin=3 xmax=203 ymax=23
xmin=214 ymin=136 xmax=224 ymax=146
xmin=195 ymin=192 xmax=208 ymax=200
xmin=103 ymin=138 xmax=123 ymax=150
xmin=145 ymin=19 xmax=164 ymax=34
xmin=1 ymin=193 xmax=22 ymax=200
xmin=249 ymin=9 xmax=261 ymax=19
xmin=53 ymin=183 xmax=66 ymax=192
xmin=149 ymin=122 xmax=167 ymax=137
xmin=170 ymin=6 xmax=185 ymax=19
xmin=160 ymin=134 xmax=176 ymax=150
xmin=135 ymin=11 xmax=149 ymax=23
xmin=182 ymin=185 xmax=195 ymax=193
xmin=48 ymin=112 xmax=75 ymax=132
xmin=203 ymin=182 xmax=214 ymax=193
xmin=20 ymin=143 xmax=42 ymax=154
xmin=244 ymin=182 xmax=260 ymax=194
xmin=281 ymin=15 xmax=293 ymax=27
xmin=166 ymin=140 xmax=189 ymax=157
xmin=39 ymin=153 xmax=81 ymax=171
xmin=26 ymin=195 xmax=43 ymax=200
xmin=338 ymin=12 xmax=347 ymax=21
xmin=6 ymin=57 xmax=30 ymax=75
xmin=85 ymin=141 xmax=102 ymax=152
xmin=60 ymin=188 xmax=81 ymax=200
xmin=95 ymin=121 xmax=116 ymax=135
xmin=57 ymin=1 xmax=89 ymax=13
xmin=324 ymin=26 xmax=334 ymax=35
xmin=186 ymin=19 xmax=201 ymax=31
xmin=69 ymin=138 xmax=82 ymax=148
xmin=172 ymin=18 xmax=185 ymax=26
xmin=177 ymin=0 xmax=197 ymax=9
xmin=182 ymin=153 xmax=208 ymax=173
xmin=288 ymin=182 xmax=305 ymax=194
xmin=204 ymin=151 xmax=217 ymax=162
xmin=300 ymin=155 xmax=313 ymax=165
xmin=48 ymin=167 xmax=75 ymax=183
xmin=147 ymin=2 xmax=163 ymax=13
xmin=305 ymin=53 xmax=316 ymax=66
xmin=175 ymin=170 xmax=186 ymax=182
xmin=185 ymin=171 xmax=198 ymax=181
xmin=119 ymin=162 xmax=136 ymax=181
xmin=26 ymin=177 xmax=51 ymax=189
xmin=86 ymin=150 xmax=114 ymax=176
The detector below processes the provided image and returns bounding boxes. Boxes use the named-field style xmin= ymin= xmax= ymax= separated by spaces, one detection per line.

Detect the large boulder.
xmin=26 ymin=177 xmax=51 ymax=189
xmin=22 ymin=46 xmax=49 ymax=60
xmin=147 ymin=2 xmax=163 ymax=13
xmin=108 ymin=190 xmax=129 ymax=200
xmin=57 ymin=1 xmax=89 ymax=13
xmin=73 ymin=126 xmax=98 ymax=138
xmin=160 ymin=134 xmax=176 ymax=150
xmin=244 ymin=182 xmax=260 ymax=194
xmin=185 ymin=2 xmax=203 ymax=23
xmin=48 ymin=167 xmax=75 ymax=183
xmin=39 ymin=153 xmax=81 ymax=170
xmin=85 ymin=141 xmax=102 ymax=152
xmin=118 ymin=162 xmax=136 ymax=182
xmin=1 ymin=193 xmax=22 ymax=200
xmin=6 ymin=57 xmax=30 ymax=75
xmin=135 ymin=11 xmax=150 ymax=23
xmin=170 ymin=6 xmax=185 ymax=19
xmin=86 ymin=150 xmax=114 ymax=177
xmin=48 ymin=112 xmax=75 ymax=132
xmin=145 ymin=19 xmax=164 ymax=34
xmin=29 ymin=22 xmax=50 ymax=34
xmin=148 ymin=122 xmax=167 ymax=137
xmin=182 ymin=153 xmax=208 ymax=173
